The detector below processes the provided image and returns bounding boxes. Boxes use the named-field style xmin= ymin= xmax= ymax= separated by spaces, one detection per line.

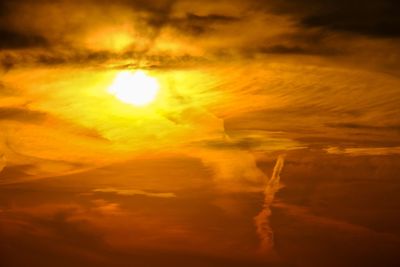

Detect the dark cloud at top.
xmin=0 ymin=0 xmax=398 ymax=70
xmin=170 ymin=13 xmax=240 ymax=35
xmin=263 ymin=0 xmax=400 ymax=37
xmin=0 ymin=30 xmax=48 ymax=49
xmin=257 ymin=44 xmax=338 ymax=56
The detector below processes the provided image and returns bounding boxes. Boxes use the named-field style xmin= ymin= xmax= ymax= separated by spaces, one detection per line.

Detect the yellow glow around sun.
xmin=108 ymin=71 xmax=159 ymax=107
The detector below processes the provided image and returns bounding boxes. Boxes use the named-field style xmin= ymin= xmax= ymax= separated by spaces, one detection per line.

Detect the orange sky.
xmin=1 ymin=0 xmax=400 ymax=266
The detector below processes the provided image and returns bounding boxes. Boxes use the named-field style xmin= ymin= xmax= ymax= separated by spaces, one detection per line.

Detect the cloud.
xmin=254 ymin=155 xmax=284 ymax=252
xmin=0 ymin=0 xmax=398 ymax=73
xmin=0 ymin=107 xmax=47 ymax=122
xmin=169 ymin=12 xmax=240 ymax=36
xmin=299 ymin=1 xmax=400 ymax=38
xmin=93 ymin=188 xmax=176 ymax=198
xmin=258 ymin=44 xmax=338 ymax=56
xmin=325 ymin=122 xmax=400 ymax=132
xmin=197 ymin=148 xmax=267 ymax=192
xmin=262 ymin=0 xmax=400 ymax=37
xmin=91 ymin=199 xmax=125 ymax=216
xmin=325 ymin=146 xmax=400 ymax=156
xmin=0 ymin=1 xmax=399 ymax=266
xmin=0 ymin=52 xmax=398 ymax=185
xmin=0 ymin=29 xmax=48 ymax=49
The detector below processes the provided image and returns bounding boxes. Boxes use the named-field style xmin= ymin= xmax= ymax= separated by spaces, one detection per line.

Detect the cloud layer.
xmin=0 ymin=1 xmax=400 ymax=266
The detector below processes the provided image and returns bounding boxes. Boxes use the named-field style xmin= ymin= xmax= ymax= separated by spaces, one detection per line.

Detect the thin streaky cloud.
xmin=254 ymin=155 xmax=285 ymax=252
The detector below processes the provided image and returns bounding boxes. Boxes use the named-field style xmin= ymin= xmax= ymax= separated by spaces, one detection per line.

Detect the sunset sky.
xmin=1 ymin=1 xmax=400 ymax=266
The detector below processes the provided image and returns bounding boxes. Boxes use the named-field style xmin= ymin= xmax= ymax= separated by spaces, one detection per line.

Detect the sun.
xmin=108 ymin=70 xmax=159 ymax=107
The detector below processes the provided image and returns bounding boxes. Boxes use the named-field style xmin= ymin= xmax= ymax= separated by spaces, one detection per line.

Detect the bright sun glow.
xmin=108 ymin=71 xmax=159 ymax=107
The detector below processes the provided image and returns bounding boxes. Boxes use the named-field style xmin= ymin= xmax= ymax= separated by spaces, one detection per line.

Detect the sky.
xmin=0 ymin=0 xmax=400 ymax=266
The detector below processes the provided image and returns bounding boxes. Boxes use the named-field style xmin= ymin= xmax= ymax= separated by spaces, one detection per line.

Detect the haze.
xmin=1 ymin=1 xmax=400 ymax=266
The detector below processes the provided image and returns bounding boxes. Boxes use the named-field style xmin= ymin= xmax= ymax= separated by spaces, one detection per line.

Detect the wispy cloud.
xmin=254 ymin=155 xmax=285 ymax=252
xmin=93 ymin=187 xmax=176 ymax=198
xmin=326 ymin=146 xmax=400 ymax=156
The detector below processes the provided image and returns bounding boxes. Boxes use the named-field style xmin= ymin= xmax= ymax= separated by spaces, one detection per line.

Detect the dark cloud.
xmin=0 ymin=0 xmax=398 ymax=70
xmin=326 ymin=122 xmax=400 ymax=132
xmin=0 ymin=30 xmax=48 ymax=49
xmin=263 ymin=0 xmax=400 ymax=38
xmin=134 ymin=0 xmax=176 ymax=60
xmin=300 ymin=3 xmax=400 ymax=37
xmin=170 ymin=13 xmax=240 ymax=35
xmin=260 ymin=45 xmax=310 ymax=55
xmin=117 ymin=0 xmax=176 ymax=13
xmin=0 ymin=107 xmax=47 ymax=122
xmin=258 ymin=44 xmax=338 ymax=56
xmin=186 ymin=13 xmax=240 ymax=23
xmin=0 ymin=165 xmax=34 ymax=182
xmin=35 ymin=51 xmax=116 ymax=66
